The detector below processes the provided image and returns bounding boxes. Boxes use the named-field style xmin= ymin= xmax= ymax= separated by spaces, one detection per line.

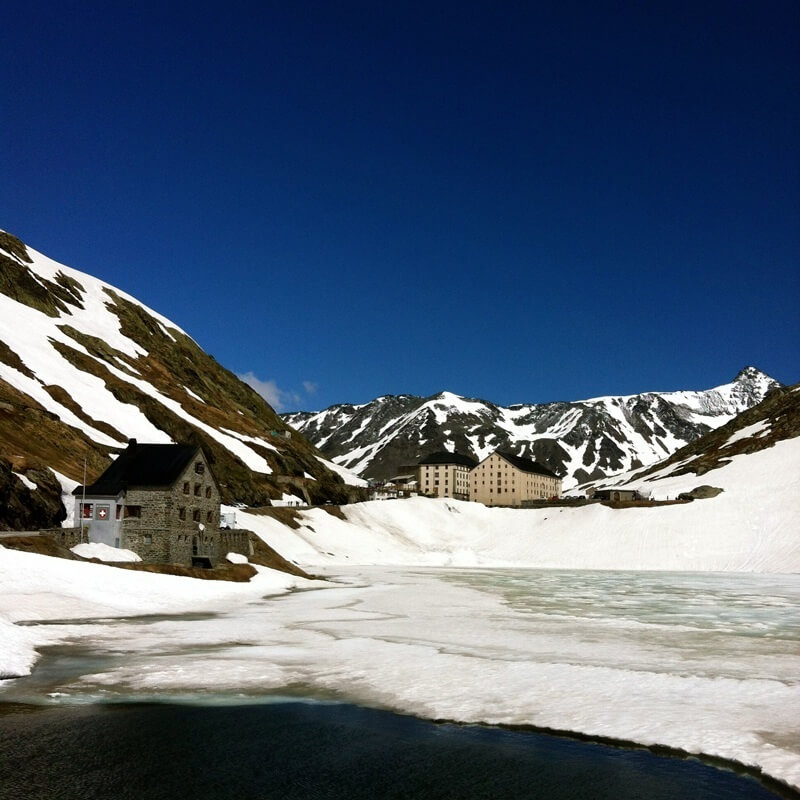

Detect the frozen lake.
xmin=2 ymin=568 xmax=799 ymax=793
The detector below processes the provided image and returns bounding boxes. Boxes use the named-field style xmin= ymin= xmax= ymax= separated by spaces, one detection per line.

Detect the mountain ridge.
xmin=283 ymin=367 xmax=781 ymax=486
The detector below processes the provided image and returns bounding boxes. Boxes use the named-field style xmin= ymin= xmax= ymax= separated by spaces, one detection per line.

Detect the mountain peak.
xmin=735 ymin=366 xmax=768 ymax=382
xmin=731 ymin=366 xmax=781 ymax=398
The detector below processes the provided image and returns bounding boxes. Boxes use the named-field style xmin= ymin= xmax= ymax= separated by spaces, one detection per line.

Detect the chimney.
xmin=128 ymin=438 xmax=137 ymax=447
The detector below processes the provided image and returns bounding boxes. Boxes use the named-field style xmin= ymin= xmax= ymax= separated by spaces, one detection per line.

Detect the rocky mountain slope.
xmin=0 ymin=231 xmax=364 ymax=530
xmin=283 ymin=368 xmax=780 ymax=487
xmin=594 ymin=381 xmax=800 ymax=496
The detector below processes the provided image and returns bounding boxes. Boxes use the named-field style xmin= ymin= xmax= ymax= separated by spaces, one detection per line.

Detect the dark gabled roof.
xmin=72 ymin=441 xmax=201 ymax=496
xmin=495 ymin=451 xmax=560 ymax=478
xmin=418 ymin=451 xmax=478 ymax=468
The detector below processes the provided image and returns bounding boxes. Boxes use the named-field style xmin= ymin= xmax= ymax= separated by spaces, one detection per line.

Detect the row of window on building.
xmin=81 ymin=503 xmax=140 ymax=520
xmin=184 ymin=481 xmax=213 ymax=498
xmin=80 ymin=502 xmax=214 ymax=524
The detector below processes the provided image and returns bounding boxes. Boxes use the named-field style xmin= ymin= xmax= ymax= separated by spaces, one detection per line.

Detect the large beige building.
xmin=470 ymin=450 xmax=561 ymax=507
xmin=418 ymin=451 xmax=477 ymax=500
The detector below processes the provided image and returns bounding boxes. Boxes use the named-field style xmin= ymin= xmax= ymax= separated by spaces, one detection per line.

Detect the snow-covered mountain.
xmin=255 ymin=383 xmax=800 ymax=571
xmin=589 ymin=379 xmax=800 ymax=498
xmin=0 ymin=231 xmax=364 ymax=529
xmin=283 ymin=368 xmax=780 ymax=487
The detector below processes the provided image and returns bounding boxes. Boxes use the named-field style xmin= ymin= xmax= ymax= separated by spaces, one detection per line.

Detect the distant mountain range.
xmin=0 ymin=231 xmax=364 ymax=530
xmin=283 ymin=368 xmax=781 ymax=487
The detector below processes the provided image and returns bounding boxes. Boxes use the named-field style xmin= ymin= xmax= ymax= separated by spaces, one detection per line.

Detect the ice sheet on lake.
xmin=2 ymin=564 xmax=798 ymax=792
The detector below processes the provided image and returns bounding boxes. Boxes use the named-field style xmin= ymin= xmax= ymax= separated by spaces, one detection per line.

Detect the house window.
xmin=193 ymin=509 xmax=201 ymax=522
xmin=81 ymin=503 xmax=93 ymax=519
xmin=205 ymin=486 xmax=212 ymax=499
xmin=179 ymin=507 xmax=186 ymax=520
xmin=143 ymin=534 xmax=152 ymax=545
xmin=206 ymin=511 xmax=213 ymax=523
xmin=124 ymin=506 xmax=141 ymax=518
xmin=194 ymin=484 xmax=201 ymax=496
xmin=195 ymin=462 xmax=205 ymax=475
xmin=183 ymin=482 xmax=190 ymax=494
xmin=116 ymin=505 xmax=122 ymax=520
xmin=95 ymin=504 xmax=110 ymax=521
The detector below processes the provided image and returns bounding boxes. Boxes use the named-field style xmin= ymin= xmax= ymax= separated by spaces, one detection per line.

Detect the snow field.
xmin=235 ymin=436 xmax=800 ymax=573
xmin=0 ymin=544 xmax=300 ymax=679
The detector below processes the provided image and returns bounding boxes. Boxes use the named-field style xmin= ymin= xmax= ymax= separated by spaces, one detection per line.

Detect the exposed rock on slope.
xmin=284 ymin=368 xmax=780 ymax=487
xmin=0 ymin=458 xmax=66 ymax=531
xmin=0 ymin=231 xmax=364 ymax=529
xmin=613 ymin=382 xmax=800 ymax=488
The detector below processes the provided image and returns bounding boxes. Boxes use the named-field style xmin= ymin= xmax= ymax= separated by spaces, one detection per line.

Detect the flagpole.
xmin=80 ymin=457 xmax=87 ymax=543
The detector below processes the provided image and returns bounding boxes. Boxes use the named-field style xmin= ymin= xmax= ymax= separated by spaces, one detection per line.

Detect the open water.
xmin=0 ymin=701 xmax=787 ymax=800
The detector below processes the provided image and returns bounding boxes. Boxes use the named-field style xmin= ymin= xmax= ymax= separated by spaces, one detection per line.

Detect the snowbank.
xmin=0 ymin=544 xmax=303 ymax=679
xmin=72 ymin=542 xmax=142 ymax=562
xmin=242 ymin=437 xmax=800 ymax=573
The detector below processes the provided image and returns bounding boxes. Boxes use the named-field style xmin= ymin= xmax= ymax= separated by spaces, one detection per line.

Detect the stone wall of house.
xmin=219 ymin=529 xmax=252 ymax=559
xmin=119 ymin=451 xmax=228 ymax=567
xmin=41 ymin=527 xmax=83 ymax=548
xmin=37 ymin=524 xmax=251 ymax=566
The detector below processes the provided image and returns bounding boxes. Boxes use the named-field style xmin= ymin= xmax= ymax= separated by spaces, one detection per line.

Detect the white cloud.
xmin=237 ymin=372 xmax=316 ymax=413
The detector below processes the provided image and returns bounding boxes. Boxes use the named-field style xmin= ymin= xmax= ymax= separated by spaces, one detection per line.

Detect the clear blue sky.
xmin=3 ymin=1 xmax=798 ymax=411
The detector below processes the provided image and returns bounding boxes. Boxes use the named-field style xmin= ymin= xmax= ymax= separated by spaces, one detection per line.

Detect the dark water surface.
xmin=0 ymin=701 xmax=786 ymax=800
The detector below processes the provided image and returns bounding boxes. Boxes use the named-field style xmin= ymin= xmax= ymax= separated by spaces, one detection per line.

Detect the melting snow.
xmin=725 ymin=420 xmax=771 ymax=446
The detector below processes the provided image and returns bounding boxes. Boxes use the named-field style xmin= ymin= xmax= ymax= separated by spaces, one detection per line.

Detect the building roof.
xmin=495 ymin=451 xmax=560 ymax=478
xmin=418 ymin=451 xmax=478 ymax=468
xmin=72 ymin=440 xmax=202 ymax=496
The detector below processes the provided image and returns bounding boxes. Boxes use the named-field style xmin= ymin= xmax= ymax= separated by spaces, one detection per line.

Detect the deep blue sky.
xmin=3 ymin=1 xmax=798 ymax=410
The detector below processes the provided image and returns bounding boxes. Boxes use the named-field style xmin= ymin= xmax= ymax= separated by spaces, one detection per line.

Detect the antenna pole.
xmin=80 ymin=457 xmax=87 ymax=543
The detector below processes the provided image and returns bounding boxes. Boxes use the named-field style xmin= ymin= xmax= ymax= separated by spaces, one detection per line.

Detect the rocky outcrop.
xmin=0 ymin=459 xmax=66 ymax=531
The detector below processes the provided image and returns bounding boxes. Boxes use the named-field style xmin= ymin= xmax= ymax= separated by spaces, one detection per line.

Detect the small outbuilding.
xmin=588 ymin=487 xmax=640 ymax=502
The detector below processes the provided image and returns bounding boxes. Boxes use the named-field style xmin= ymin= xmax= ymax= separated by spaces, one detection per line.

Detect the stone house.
xmin=418 ymin=451 xmax=477 ymax=501
xmin=72 ymin=439 xmax=249 ymax=567
xmin=470 ymin=450 xmax=561 ymax=507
